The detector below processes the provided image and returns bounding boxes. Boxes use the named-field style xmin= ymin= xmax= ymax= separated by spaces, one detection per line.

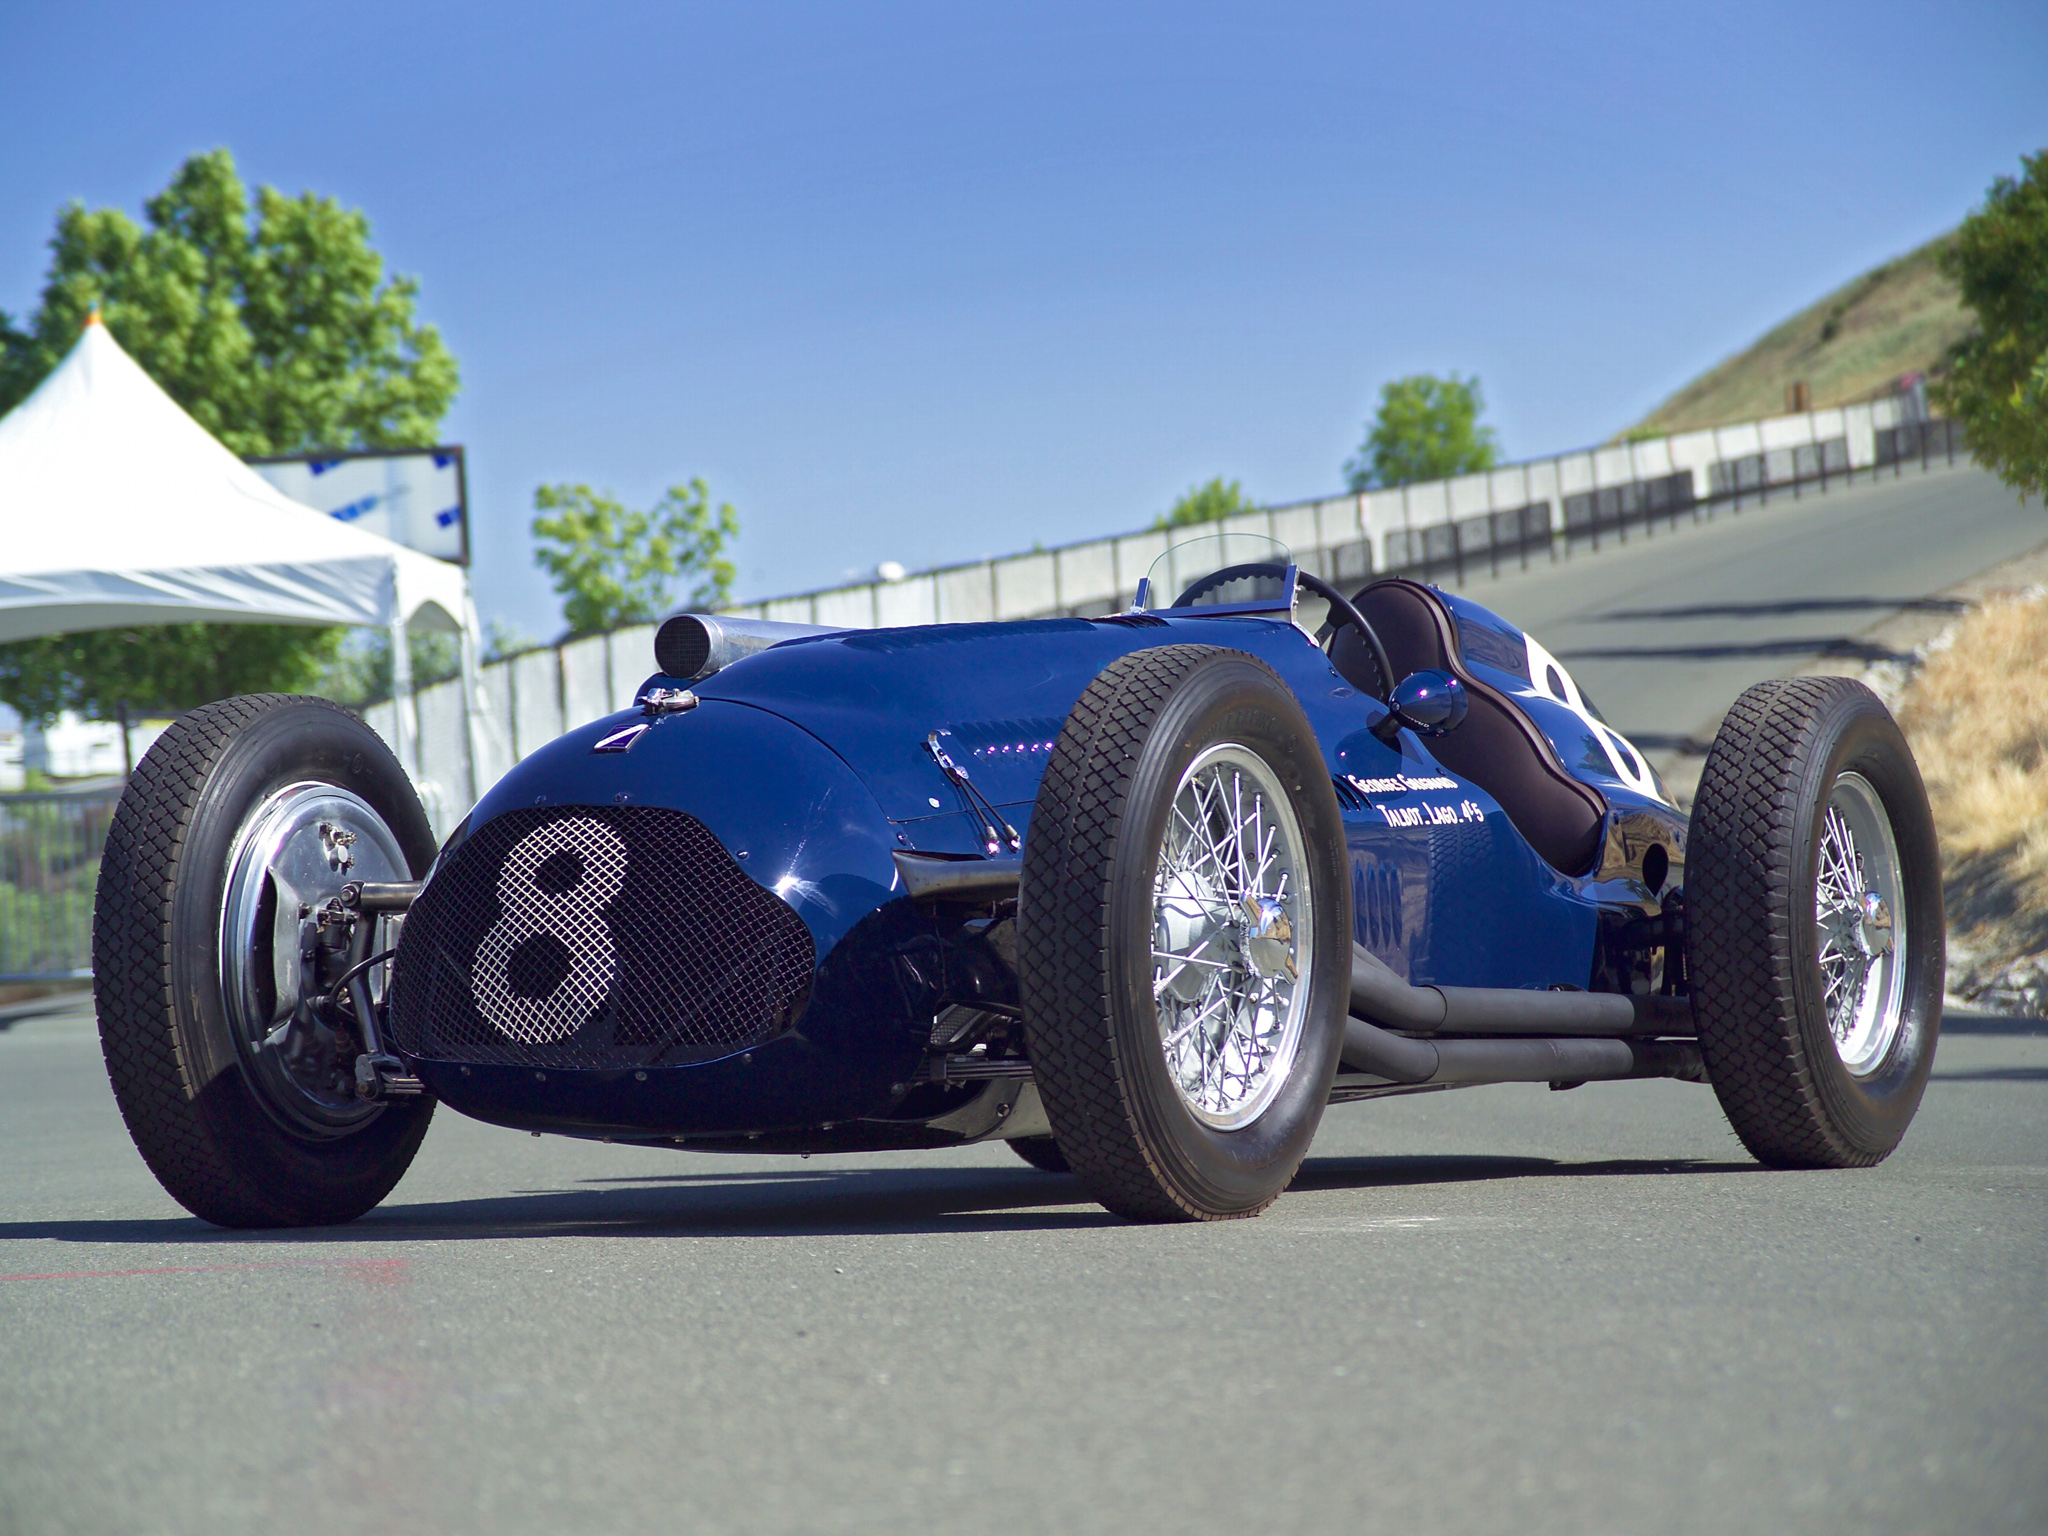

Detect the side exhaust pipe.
xmin=1340 ymin=1018 xmax=1704 ymax=1086
xmin=1341 ymin=944 xmax=1703 ymax=1088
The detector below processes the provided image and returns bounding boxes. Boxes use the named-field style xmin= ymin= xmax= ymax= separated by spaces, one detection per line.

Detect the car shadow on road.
xmin=1593 ymin=596 xmax=1966 ymax=623
xmin=0 ymin=1151 xmax=1760 ymax=1251
xmin=1557 ymin=637 xmax=1911 ymax=665
xmin=1289 ymin=1153 xmax=1754 ymax=1193
xmin=1941 ymin=1012 xmax=2048 ymax=1036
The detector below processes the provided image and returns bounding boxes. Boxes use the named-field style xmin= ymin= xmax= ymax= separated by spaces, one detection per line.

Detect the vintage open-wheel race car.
xmin=91 ymin=532 xmax=1945 ymax=1227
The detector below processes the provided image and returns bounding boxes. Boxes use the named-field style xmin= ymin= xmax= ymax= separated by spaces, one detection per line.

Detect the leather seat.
xmin=1329 ymin=579 xmax=1607 ymax=876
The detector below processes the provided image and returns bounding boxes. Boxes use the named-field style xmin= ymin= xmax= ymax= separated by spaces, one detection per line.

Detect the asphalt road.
xmin=4 ymin=457 xmax=2045 ymax=1536
xmin=1 ymin=995 xmax=2042 ymax=1536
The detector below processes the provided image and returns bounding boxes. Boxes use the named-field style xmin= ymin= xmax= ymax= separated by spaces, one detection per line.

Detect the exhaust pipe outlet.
xmin=654 ymin=614 xmax=845 ymax=681
xmin=1340 ymin=1016 xmax=1706 ymax=1087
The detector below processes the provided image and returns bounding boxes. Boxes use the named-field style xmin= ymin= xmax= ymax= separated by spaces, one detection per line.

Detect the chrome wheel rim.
xmin=1150 ymin=744 xmax=1312 ymax=1129
xmin=1814 ymin=771 xmax=1907 ymax=1076
xmin=220 ymin=781 xmax=410 ymax=1137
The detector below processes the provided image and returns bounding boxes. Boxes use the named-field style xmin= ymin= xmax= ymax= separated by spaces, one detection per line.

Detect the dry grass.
xmin=1623 ymin=233 xmax=1975 ymax=438
xmin=1895 ymin=591 xmax=2048 ymax=973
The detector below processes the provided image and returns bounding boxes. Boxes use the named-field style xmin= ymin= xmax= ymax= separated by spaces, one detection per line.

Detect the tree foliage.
xmin=532 ymin=479 xmax=739 ymax=638
xmin=1155 ymin=476 xmax=1258 ymax=531
xmin=0 ymin=148 xmax=457 ymax=450
xmin=1346 ymin=373 xmax=1498 ymax=491
xmin=0 ymin=149 xmax=458 ymax=729
xmin=1934 ymin=150 xmax=2048 ymax=502
xmin=317 ymin=628 xmax=462 ymax=711
xmin=0 ymin=625 xmax=343 ymax=727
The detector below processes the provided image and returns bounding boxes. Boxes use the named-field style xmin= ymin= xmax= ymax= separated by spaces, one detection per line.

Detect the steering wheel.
xmin=1167 ymin=561 xmax=1395 ymax=704
xmin=1295 ymin=572 xmax=1396 ymax=705
xmin=1170 ymin=561 xmax=1292 ymax=609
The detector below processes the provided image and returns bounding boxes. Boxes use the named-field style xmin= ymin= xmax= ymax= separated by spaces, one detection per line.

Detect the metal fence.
xmin=0 ymin=790 xmax=120 ymax=982
xmin=1402 ymin=418 xmax=1973 ymax=581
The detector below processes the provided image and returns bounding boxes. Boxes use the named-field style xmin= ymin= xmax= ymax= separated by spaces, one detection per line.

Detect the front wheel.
xmin=94 ymin=695 xmax=439 ymax=1227
xmin=1687 ymin=676 xmax=1944 ymax=1167
xmin=1007 ymin=1137 xmax=1071 ymax=1174
xmin=1017 ymin=646 xmax=1351 ymax=1221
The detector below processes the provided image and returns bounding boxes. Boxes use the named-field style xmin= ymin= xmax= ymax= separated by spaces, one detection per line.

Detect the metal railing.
xmin=0 ymin=789 xmax=120 ymax=982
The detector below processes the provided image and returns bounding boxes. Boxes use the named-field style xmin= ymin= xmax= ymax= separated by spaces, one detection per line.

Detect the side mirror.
xmin=1371 ymin=669 xmax=1468 ymax=744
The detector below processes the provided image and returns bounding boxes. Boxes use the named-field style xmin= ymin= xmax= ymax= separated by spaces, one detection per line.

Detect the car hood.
xmin=688 ymin=617 xmax=1246 ymax=825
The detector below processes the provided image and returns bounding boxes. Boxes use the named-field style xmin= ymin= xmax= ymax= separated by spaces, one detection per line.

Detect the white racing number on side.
xmin=1523 ymin=632 xmax=1668 ymax=804
xmin=472 ymin=818 xmax=628 ymax=1044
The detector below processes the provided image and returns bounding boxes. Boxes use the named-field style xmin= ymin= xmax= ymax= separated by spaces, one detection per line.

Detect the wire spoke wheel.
xmin=1018 ymin=645 xmax=1348 ymax=1222
xmin=1688 ymin=676 xmax=1942 ymax=1169
xmin=1812 ymin=773 xmax=1906 ymax=1075
xmin=1151 ymin=745 xmax=1310 ymax=1129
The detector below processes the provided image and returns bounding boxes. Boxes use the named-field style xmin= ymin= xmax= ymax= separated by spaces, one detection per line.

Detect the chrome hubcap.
xmin=1150 ymin=744 xmax=1311 ymax=1129
xmin=1814 ymin=772 xmax=1908 ymax=1076
xmin=220 ymin=782 xmax=409 ymax=1136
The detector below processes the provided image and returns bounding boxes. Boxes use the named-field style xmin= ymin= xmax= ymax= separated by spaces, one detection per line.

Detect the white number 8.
xmin=473 ymin=818 xmax=628 ymax=1044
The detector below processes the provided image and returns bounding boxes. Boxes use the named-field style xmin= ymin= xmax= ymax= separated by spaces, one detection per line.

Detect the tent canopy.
xmin=0 ymin=319 xmax=468 ymax=644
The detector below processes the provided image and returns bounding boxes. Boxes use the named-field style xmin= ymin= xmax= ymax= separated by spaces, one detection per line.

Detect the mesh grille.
xmin=389 ymin=805 xmax=816 ymax=1069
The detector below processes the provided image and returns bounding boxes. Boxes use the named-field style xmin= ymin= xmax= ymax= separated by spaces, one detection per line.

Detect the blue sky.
xmin=3 ymin=1 xmax=2042 ymax=641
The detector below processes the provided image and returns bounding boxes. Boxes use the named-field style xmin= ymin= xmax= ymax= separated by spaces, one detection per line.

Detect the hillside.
xmin=1622 ymin=232 xmax=1975 ymax=437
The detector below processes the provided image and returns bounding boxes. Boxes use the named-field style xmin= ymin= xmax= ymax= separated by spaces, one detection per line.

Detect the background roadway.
xmin=2 ymin=462 xmax=2044 ymax=1535
xmin=1423 ymin=461 xmax=2047 ymax=799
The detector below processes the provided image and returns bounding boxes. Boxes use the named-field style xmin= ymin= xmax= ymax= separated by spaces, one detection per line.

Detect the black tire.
xmin=1007 ymin=1137 xmax=1071 ymax=1174
xmin=1688 ymin=677 xmax=1943 ymax=1168
xmin=93 ymin=695 xmax=439 ymax=1227
xmin=1017 ymin=646 xmax=1351 ymax=1221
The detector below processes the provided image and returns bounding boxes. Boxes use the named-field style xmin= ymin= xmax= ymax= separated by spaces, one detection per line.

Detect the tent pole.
xmin=458 ymin=586 xmax=489 ymax=809
xmin=389 ymin=614 xmax=416 ymax=783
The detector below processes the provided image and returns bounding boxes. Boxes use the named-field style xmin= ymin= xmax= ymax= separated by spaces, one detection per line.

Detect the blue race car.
xmin=93 ymin=532 xmax=1944 ymax=1226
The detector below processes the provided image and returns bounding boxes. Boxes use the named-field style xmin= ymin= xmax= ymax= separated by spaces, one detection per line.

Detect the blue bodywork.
xmin=406 ymin=595 xmax=1684 ymax=1143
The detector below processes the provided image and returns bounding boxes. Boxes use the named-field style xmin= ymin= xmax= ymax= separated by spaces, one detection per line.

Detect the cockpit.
xmin=1136 ymin=531 xmax=1620 ymax=878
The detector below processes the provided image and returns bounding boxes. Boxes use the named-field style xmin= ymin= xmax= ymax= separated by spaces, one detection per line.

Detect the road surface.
xmin=2 ymin=458 xmax=2043 ymax=1536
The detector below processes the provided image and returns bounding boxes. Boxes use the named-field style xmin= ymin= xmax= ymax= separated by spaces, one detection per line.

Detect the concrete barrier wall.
xmin=717 ymin=396 xmax=1927 ymax=629
xmin=370 ymin=393 xmax=1957 ymax=838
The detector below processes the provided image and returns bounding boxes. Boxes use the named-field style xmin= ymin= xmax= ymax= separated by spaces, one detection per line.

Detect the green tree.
xmin=0 ymin=149 xmax=458 ymax=728
xmin=0 ymin=624 xmax=342 ymax=727
xmin=1934 ymin=150 xmax=2048 ymax=502
xmin=1345 ymin=373 xmax=1499 ymax=491
xmin=316 ymin=628 xmax=462 ymax=711
xmin=532 ymin=479 xmax=739 ymax=638
xmin=1154 ymin=476 xmax=1258 ymax=530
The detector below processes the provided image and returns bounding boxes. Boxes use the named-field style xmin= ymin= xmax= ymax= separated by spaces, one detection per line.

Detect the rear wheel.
xmin=1687 ymin=677 xmax=1943 ymax=1167
xmin=94 ymin=695 xmax=439 ymax=1227
xmin=1018 ymin=646 xmax=1350 ymax=1221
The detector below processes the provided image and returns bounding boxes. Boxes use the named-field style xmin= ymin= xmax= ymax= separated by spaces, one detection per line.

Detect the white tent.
xmin=0 ymin=318 xmax=486 ymax=784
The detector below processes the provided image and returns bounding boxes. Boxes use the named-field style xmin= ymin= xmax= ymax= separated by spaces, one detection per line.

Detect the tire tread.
xmin=1019 ymin=645 xmax=1263 ymax=1222
xmin=1689 ymin=676 xmax=1887 ymax=1168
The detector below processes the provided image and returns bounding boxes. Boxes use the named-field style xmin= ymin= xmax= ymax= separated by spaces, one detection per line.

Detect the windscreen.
xmin=1142 ymin=533 xmax=1294 ymax=612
